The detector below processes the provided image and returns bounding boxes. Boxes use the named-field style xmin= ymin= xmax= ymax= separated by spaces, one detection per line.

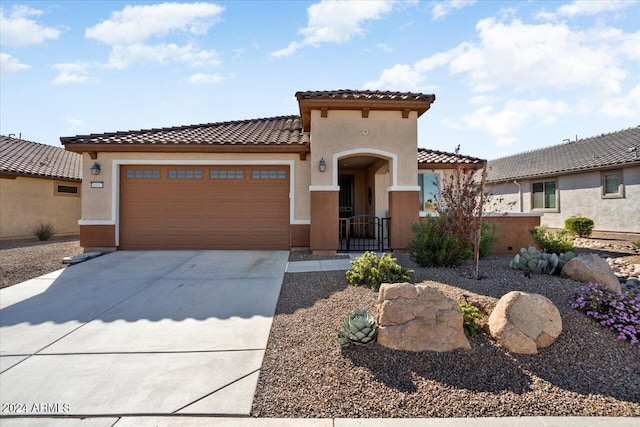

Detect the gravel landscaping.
xmin=252 ymin=254 xmax=640 ymax=418
xmin=0 ymin=236 xmax=82 ymax=288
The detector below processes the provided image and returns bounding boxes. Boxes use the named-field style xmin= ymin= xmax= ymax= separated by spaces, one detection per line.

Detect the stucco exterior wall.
xmin=309 ymin=110 xmax=418 ymax=188
xmin=487 ymin=165 xmax=640 ymax=233
xmin=79 ymin=151 xmax=311 ymax=224
xmin=0 ymin=176 xmax=81 ymax=239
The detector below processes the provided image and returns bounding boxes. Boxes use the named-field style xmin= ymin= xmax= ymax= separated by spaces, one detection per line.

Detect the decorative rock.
xmin=561 ymin=253 xmax=622 ymax=293
xmin=488 ymin=291 xmax=562 ymax=354
xmin=375 ymin=282 xmax=470 ymax=352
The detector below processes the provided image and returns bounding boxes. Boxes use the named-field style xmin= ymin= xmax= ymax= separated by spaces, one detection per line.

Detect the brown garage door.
xmin=119 ymin=165 xmax=290 ymax=249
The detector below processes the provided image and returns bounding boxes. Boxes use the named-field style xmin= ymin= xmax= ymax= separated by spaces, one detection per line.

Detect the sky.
xmin=1 ymin=0 xmax=639 ymax=160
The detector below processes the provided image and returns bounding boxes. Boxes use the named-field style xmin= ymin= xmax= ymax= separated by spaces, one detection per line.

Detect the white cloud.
xmin=271 ymin=0 xmax=395 ymax=58
xmin=0 ymin=53 xmax=29 ymax=73
xmin=85 ymin=2 xmax=224 ymax=45
xmin=600 ymin=82 xmax=640 ymax=119
xmin=185 ymin=72 xmax=224 ymax=84
xmin=377 ymin=43 xmax=393 ymax=53
xmin=445 ymin=98 xmax=570 ymax=144
xmin=0 ymin=5 xmax=60 ymax=46
xmin=52 ymin=62 xmax=96 ymax=85
xmin=107 ymin=43 xmax=220 ymax=69
xmin=431 ymin=0 xmax=476 ymax=21
xmin=536 ymin=0 xmax=637 ymax=21
xmin=66 ymin=118 xmax=88 ymax=133
xmin=85 ymin=2 xmax=224 ymax=70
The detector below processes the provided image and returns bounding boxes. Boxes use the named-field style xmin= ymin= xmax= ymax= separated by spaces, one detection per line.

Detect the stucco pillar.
xmin=388 ymin=190 xmax=419 ymax=251
xmin=310 ymin=190 xmax=339 ymax=253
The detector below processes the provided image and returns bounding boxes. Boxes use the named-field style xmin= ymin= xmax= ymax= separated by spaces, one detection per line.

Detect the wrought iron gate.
xmin=338 ymin=215 xmax=391 ymax=252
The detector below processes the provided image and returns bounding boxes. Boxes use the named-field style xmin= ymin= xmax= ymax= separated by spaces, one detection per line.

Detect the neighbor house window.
xmin=532 ymin=180 xmax=558 ymax=210
xmin=54 ymin=183 xmax=80 ymax=196
xmin=418 ymin=172 xmax=441 ymax=211
xmin=602 ymin=170 xmax=624 ymax=198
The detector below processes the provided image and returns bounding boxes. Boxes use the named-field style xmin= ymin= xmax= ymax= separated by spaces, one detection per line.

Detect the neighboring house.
xmin=0 ymin=135 xmax=82 ymax=239
xmin=487 ymin=126 xmax=640 ymax=235
xmin=61 ymin=90 xmax=535 ymax=253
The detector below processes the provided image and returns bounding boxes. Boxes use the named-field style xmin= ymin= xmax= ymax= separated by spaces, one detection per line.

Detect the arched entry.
xmin=335 ymin=153 xmax=392 ymax=252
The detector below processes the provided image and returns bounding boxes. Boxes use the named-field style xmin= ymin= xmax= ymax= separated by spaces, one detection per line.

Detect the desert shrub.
xmin=479 ymin=221 xmax=498 ymax=258
xmin=530 ymin=225 xmax=574 ymax=254
xmin=633 ymin=240 xmax=640 ymax=249
xmin=459 ymin=300 xmax=482 ymax=336
xmin=569 ymin=282 xmax=639 ymax=346
xmin=565 ymin=216 xmax=595 ymax=238
xmin=346 ymin=251 xmax=413 ymax=291
xmin=33 ymin=222 xmax=55 ymax=241
xmin=407 ymin=217 xmax=472 ymax=268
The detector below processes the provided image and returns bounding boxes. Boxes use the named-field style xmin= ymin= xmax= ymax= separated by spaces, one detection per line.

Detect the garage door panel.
xmin=120 ymin=165 xmax=290 ymax=250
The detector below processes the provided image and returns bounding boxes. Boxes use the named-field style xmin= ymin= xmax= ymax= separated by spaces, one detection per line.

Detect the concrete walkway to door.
xmin=0 ymin=250 xmax=289 ymax=418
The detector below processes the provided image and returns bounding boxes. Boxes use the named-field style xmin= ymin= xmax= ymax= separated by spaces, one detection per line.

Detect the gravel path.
xmin=0 ymin=236 xmax=82 ymax=288
xmin=252 ymin=255 xmax=640 ymax=418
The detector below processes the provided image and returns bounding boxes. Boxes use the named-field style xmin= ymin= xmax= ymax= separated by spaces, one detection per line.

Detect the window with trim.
xmin=168 ymin=169 xmax=202 ymax=179
xmin=54 ymin=183 xmax=79 ymax=196
xmin=418 ymin=172 xmax=441 ymax=211
xmin=532 ymin=180 xmax=558 ymax=210
xmin=602 ymin=170 xmax=624 ymax=198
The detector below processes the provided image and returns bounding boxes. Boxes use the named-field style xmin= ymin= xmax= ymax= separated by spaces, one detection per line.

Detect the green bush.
xmin=33 ymin=222 xmax=55 ymax=241
xmin=459 ymin=300 xmax=482 ymax=336
xmin=530 ymin=225 xmax=574 ymax=254
xmin=346 ymin=252 xmax=413 ymax=291
xmin=634 ymin=240 xmax=640 ymax=250
xmin=407 ymin=217 xmax=472 ymax=267
xmin=565 ymin=216 xmax=595 ymax=238
xmin=479 ymin=221 xmax=498 ymax=258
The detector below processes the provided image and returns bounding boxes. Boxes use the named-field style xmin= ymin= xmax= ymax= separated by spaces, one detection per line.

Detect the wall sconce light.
xmin=319 ymin=158 xmax=326 ymax=172
xmin=90 ymin=162 xmax=101 ymax=176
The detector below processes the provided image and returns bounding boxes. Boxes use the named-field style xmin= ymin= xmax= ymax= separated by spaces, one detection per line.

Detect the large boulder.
xmin=375 ymin=282 xmax=470 ymax=352
xmin=488 ymin=291 xmax=562 ymax=354
xmin=561 ymin=253 xmax=622 ymax=293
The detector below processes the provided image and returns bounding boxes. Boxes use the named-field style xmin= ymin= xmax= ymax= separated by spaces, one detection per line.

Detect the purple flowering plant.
xmin=568 ymin=282 xmax=640 ymax=346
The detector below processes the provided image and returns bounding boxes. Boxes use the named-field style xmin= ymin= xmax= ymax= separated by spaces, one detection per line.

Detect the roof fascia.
xmin=64 ymin=143 xmax=311 ymax=157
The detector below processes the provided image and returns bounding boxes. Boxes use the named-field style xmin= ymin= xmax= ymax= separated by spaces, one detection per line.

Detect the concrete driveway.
xmin=0 ymin=250 xmax=288 ymax=417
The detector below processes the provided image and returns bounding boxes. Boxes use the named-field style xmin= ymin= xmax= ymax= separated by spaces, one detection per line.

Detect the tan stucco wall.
xmin=80 ymin=152 xmax=311 ymax=223
xmin=0 ymin=176 xmax=81 ymax=239
xmin=309 ymin=110 xmax=418 ymax=187
xmin=488 ymin=165 xmax=640 ymax=233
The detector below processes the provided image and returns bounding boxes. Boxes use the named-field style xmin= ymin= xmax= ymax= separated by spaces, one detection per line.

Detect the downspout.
xmin=514 ymin=180 xmax=523 ymax=213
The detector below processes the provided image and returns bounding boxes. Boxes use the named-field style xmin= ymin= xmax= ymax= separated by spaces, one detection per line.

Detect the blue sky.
xmin=1 ymin=0 xmax=639 ymax=160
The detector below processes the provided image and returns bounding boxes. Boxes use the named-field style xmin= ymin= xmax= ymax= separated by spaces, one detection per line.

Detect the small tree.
xmin=435 ymin=147 xmax=490 ymax=279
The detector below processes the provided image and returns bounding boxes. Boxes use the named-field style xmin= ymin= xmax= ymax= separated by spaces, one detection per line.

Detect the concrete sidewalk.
xmin=1 ymin=416 xmax=636 ymax=426
xmin=286 ymin=258 xmax=353 ymax=272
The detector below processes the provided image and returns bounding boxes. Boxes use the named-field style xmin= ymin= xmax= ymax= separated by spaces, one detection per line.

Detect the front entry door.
xmin=339 ymin=175 xmax=354 ymax=219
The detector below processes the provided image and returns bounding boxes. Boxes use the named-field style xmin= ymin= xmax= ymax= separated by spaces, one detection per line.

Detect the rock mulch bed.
xmin=252 ymin=256 xmax=640 ymax=418
xmin=0 ymin=236 xmax=81 ymax=288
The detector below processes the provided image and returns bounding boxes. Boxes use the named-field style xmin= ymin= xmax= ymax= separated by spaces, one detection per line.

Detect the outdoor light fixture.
xmin=90 ymin=162 xmax=101 ymax=176
xmin=319 ymin=158 xmax=326 ymax=172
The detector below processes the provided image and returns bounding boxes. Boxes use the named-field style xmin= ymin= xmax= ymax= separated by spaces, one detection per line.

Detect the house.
xmin=61 ymin=90 xmax=536 ymax=253
xmin=487 ymin=126 xmax=640 ymax=235
xmin=1 ymin=135 xmax=82 ymax=239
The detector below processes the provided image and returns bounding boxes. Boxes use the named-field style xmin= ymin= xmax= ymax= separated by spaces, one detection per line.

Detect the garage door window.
xmin=169 ymin=169 xmax=202 ymax=179
xmin=210 ymin=169 xmax=244 ymax=179
xmin=126 ymin=169 xmax=160 ymax=179
xmin=252 ymin=170 xmax=285 ymax=179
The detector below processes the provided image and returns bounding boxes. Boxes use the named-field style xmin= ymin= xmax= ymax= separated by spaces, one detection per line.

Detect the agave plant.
xmin=509 ymin=246 xmax=575 ymax=275
xmin=336 ymin=309 xmax=377 ymax=349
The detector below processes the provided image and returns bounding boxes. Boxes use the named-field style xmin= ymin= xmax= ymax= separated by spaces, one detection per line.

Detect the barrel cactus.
xmin=509 ymin=246 xmax=575 ymax=275
xmin=337 ymin=309 xmax=377 ymax=348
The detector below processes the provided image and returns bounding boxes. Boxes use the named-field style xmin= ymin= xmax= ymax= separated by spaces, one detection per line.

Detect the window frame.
xmin=418 ymin=170 xmax=443 ymax=214
xmin=531 ymin=179 xmax=559 ymax=212
xmin=601 ymin=169 xmax=624 ymax=199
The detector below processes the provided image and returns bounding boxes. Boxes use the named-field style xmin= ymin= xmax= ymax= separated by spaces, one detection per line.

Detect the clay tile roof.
xmin=296 ymin=89 xmax=435 ymax=102
xmin=486 ymin=126 xmax=640 ymax=182
xmin=0 ymin=135 xmax=82 ymax=181
xmin=60 ymin=116 xmax=309 ymax=146
xmin=418 ymin=148 xmax=485 ymax=166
